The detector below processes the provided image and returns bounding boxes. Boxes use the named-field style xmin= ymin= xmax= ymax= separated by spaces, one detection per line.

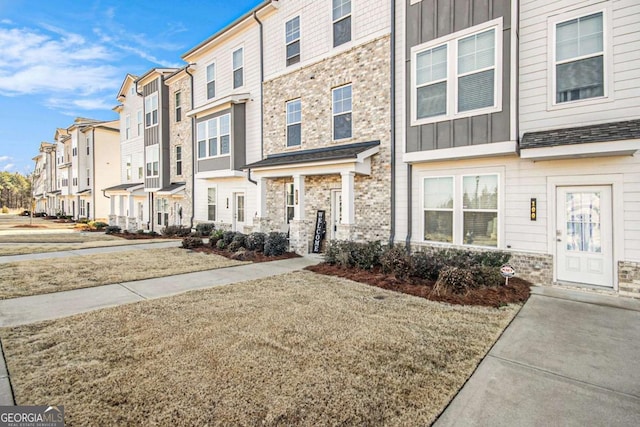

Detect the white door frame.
xmin=547 ymin=174 xmax=624 ymax=290
xmin=330 ymin=189 xmax=342 ymax=240
xmin=233 ymin=192 xmax=245 ymax=232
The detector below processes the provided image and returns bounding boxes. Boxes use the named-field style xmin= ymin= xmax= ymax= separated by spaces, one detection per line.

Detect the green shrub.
xmin=473 ymin=251 xmax=511 ymax=267
xmin=222 ymin=231 xmax=237 ymax=245
xmin=92 ymin=221 xmax=108 ymax=230
xmin=209 ymin=229 xmax=225 ymax=248
xmin=216 ymin=239 xmax=226 ymax=250
xmin=228 ymin=233 xmax=246 ymax=252
xmin=181 ymin=236 xmax=203 ymax=249
xmin=352 ymin=241 xmax=384 ymax=270
xmin=264 ymin=232 xmax=288 ymax=256
xmin=245 ymin=232 xmax=266 ymax=252
xmin=136 ymin=229 xmax=145 ymax=234
xmin=432 ymin=266 xmax=477 ymax=295
xmin=162 ymin=225 xmax=191 ymax=237
xmin=380 ymin=245 xmax=412 ymax=278
xmin=472 ymin=265 xmax=505 ymax=288
xmin=105 ymin=225 xmax=121 ymax=234
xmin=77 ymin=217 xmax=89 ymax=224
xmin=410 ymin=250 xmax=443 ymax=280
xmin=195 ymin=222 xmax=215 ymax=237
xmin=1 ymin=206 xmax=8 ymax=214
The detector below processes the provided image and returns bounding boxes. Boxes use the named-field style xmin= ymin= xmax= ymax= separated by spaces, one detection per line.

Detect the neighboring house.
xmin=398 ymin=0 xmax=640 ymax=296
xmin=31 ymin=142 xmax=56 ymax=214
xmin=182 ymin=3 xmax=273 ymax=234
xmin=54 ymin=118 xmax=120 ymax=220
xmin=106 ymin=74 xmax=149 ymax=231
xmin=245 ymin=0 xmax=392 ymax=253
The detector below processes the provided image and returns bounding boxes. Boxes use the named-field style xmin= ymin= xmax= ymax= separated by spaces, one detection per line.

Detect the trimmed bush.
xmin=410 ymin=251 xmax=443 ymax=281
xmin=245 ymin=232 xmax=266 ymax=252
xmin=380 ymin=245 xmax=412 ymax=279
xmin=162 ymin=225 xmax=191 ymax=237
xmin=472 ymin=266 xmax=505 ymax=288
xmin=352 ymin=241 xmax=383 ymax=270
xmin=222 ymin=231 xmax=237 ymax=245
xmin=195 ymin=222 xmax=215 ymax=237
xmin=432 ymin=266 xmax=476 ymax=295
xmin=228 ymin=233 xmax=246 ymax=252
xmin=92 ymin=221 xmax=108 ymax=230
xmin=264 ymin=232 xmax=288 ymax=256
xmin=105 ymin=225 xmax=121 ymax=235
xmin=209 ymin=229 xmax=225 ymax=248
xmin=181 ymin=236 xmax=203 ymax=249
xmin=216 ymin=239 xmax=226 ymax=250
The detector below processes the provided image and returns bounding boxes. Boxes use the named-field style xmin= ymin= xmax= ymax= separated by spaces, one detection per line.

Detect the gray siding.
xmin=160 ymin=79 xmax=170 ymax=187
xmin=198 ymin=156 xmax=231 ymax=171
xmin=406 ymin=0 xmax=512 ymax=153
xmin=232 ymin=103 xmax=246 ymax=171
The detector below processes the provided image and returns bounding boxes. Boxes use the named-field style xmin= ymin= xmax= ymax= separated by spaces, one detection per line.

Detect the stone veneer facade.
xmin=618 ymin=261 xmax=640 ymax=299
xmin=260 ymin=36 xmax=392 ymax=252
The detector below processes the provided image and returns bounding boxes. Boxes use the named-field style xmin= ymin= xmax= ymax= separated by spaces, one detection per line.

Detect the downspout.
xmin=134 ymin=81 xmax=152 ymax=231
xmin=185 ymin=64 xmax=196 ymax=228
xmin=405 ymin=164 xmax=412 ymax=252
xmin=389 ymin=0 xmax=396 ymax=247
xmin=247 ymin=8 xmax=265 ymax=186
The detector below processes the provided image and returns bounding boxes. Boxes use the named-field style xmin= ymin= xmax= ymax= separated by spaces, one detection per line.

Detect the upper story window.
xmin=176 ymin=146 xmax=182 ymax=176
xmin=232 ymin=48 xmax=244 ymax=89
xmin=86 ymin=143 xmax=90 ymax=155
xmin=72 ymin=147 xmax=77 ymax=156
xmin=86 ymin=168 xmax=90 ymax=186
xmin=175 ymin=91 xmax=182 ymax=122
xmin=286 ymin=16 xmax=300 ymax=66
xmin=286 ymin=99 xmax=302 ymax=147
xmin=411 ymin=18 xmax=502 ymax=126
xmin=554 ymin=12 xmax=604 ymax=104
xmin=332 ymin=0 xmax=351 ymax=47
xmin=137 ymin=110 xmax=143 ymax=135
xmin=126 ymin=155 xmax=132 ymax=181
xmin=206 ymin=63 xmax=216 ymax=99
xmin=145 ymin=145 xmax=159 ymax=177
xmin=144 ymin=93 xmax=158 ymax=128
xmin=125 ymin=114 xmax=131 ymax=139
xmin=196 ymin=114 xmax=231 ymax=159
xmin=332 ymin=84 xmax=352 ymax=140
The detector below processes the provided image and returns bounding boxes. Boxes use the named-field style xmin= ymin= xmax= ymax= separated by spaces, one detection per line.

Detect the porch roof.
xmin=521 ymin=119 xmax=640 ymax=149
xmin=157 ymin=182 xmax=186 ymax=195
xmin=103 ymin=183 xmax=144 ymax=192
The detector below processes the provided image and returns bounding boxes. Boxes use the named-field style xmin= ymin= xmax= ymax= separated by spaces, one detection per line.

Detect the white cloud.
xmin=2 ymin=163 xmax=15 ymax=172
xmin=1 ymin=19 xmax=13 ymax=25
xmin=45 ymin=96 xmax=116 ymax=113
xmin=0 ymin=155 xmax=10 ymax=162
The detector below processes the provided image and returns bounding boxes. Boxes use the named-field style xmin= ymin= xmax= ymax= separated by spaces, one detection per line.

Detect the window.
xmin=72 ymin=147 xmax=77 ymax=156
xmin=332 ymin=84 xmax=352 ymax=140
xmin=232 ymin=48 xmax=243 ymax=89
xmin=125 ymin=114 xmax=131 ymax=139
xmin=73 ymin=177 xmax=77 ymax=186
xmin=86 ymin=143 xmax=90 ymax=155
xmin=332 ymin=0 xmax=351 ymax=47
xmin=286 ymin=183 xmax=295 ymax=223
xmin=145 ymin=145 xmax=159 ymax=177
xmin=555 ymin=12 xmax=604 ymax=103
xmin=86 ymin=168 xmax=90 ymax=186
xmin=79 ymin=200 xmax=86 ymax=217
xmin=175 ymin=91 xmax=182 ymax=122
xmin=207 ymin=188 xmax=216 ymax=221
xmin=411 ymin=18 xmax=502 ymax=125
xmin=286 ymin=16 xmax=300 ymax=66
xmin=156 ymin=198 xmax=168 ymax=226
xmin=206 ymin=63 xmax=216 ymax=99
xmin=196 ymin=114 xmax=231 ymax=158
xmin=138 ymin=166 xmax=143 ymax=180
xmin=126 ymin=155 xmax=132 ymax=181
xmin=145 ymin=93 xmax=158 ymax=127
xmin=286 ymin=99 xmax=302 ymax=147
xmin=423 ymin=174 xmax=499 ymax=247
xmin=176 ymin=146 xmax=182 ymax=176
xmin=137 ymin=110 xmax=143 ymax=135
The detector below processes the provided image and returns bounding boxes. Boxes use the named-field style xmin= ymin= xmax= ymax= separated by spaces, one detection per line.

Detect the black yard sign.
xmin=312 ymin=210 xmax=326 ymax=253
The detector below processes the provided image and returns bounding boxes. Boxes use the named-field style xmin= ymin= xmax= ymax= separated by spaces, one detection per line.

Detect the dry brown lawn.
xmin=0 ymin=248 xmax=245 ymax=299
xmin=0 ymin=232 xmax=123 ymax=244
xmin=0 ymin=238 xmax=176 ymax=256
xmin=0 ymin=271 xmax=520 ymax=426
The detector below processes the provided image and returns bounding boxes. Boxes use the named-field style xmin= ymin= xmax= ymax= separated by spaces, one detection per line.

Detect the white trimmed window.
xmin=157 ymin=198 xmax=169 ymax=226
xmin=411 ymin=18 xmax=502 ymax=125
xmin=176 ymin=146 xmax=182 ymax=176
xmin=137 ymin=110 xmax=143 ymax=135
xmin=286 ymin=16 xmax=300 ymax=66
xmin=423 ymin=173 xmax=499 ymax=247
xmin=144 ymin=93 xmax=158 ymax=127
xmin=175 ymin=91 xmax=182 ymax=122
xmin=554 ymin=11 xmax=604 ymax=104
xmin=206 ymin=63 xmax=216 ymax=99
xmin=232 ymin=48 xmax=243 ymax=89
xmin=207 ymin=188 xmax=216 ymax=221
xmin=126 ymin=155 xmax=132 ymax=181
xmin=86 ymin=168 xmax=90 ymax=186
xmin=332 ymin=84 xmax=352 ymax=140
xmin=332 ymin=0 xmax=351 ymax=47
xmin=145 ymin=145 xmax=159 ymax=177
xmin=125 ymin=114 xmax=131 ymax=139
xmin=286 ymin=183 xmax=295 ymax=223
xmin=286 ymin=99 xmax=302 ymax=147
xmin=196 ymin=114 xmax=231 ymax=159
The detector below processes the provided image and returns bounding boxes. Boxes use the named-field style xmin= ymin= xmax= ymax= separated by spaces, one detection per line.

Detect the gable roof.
xmin=521 ymin=119 xmax=640 ymax=149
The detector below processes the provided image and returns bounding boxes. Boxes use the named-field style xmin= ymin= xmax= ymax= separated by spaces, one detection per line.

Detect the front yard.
xmin=0 ymin=271 xmax=520 ymax=426
xmin=0 ymin=248 xmax=246 ymax=299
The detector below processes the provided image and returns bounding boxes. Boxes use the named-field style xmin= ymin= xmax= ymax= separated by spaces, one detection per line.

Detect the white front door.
xmin=234 ymin=193 xmax=245 ymax=232
xmin=556 ymin=186 xmax=613 ymax=287
xmin=331 ymin=190 xmax=342 ymax=239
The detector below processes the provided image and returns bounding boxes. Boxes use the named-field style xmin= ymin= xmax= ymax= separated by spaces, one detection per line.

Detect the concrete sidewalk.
xmin=434 ymin=287 xmax=640 ymax=426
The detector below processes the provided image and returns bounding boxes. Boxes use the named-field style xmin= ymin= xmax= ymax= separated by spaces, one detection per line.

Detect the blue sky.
xmin=0 ymin=0 xmax=261 ymax=174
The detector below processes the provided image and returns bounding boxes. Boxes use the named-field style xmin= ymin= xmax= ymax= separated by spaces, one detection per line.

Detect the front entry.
xmin=556 ymin=186 xmax=613 ymax=287
xmin=233 ymin=193 xmax=245 ymax=232
xmin=330 ymin=190 xmax=342 ymax=240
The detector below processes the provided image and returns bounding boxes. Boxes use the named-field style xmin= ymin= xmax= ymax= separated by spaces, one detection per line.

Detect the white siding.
xmin=119 ymin=78 xmax=144 ymax=184
xmin=520 ymin=0 xmax=640 ymax=134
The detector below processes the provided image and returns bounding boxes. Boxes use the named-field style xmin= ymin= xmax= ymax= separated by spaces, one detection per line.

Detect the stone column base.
xmin=127 ymin=218 xmax=138 ymax=232
xmin=108 ymin=215 xmax=117 ymax=226
xmin=335 ymin=224 xmax=356 ymax=241
xmin=289 ymin=219 xmax=310 ymax=255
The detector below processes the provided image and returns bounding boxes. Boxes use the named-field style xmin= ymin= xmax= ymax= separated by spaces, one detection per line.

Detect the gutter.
xmin=405 ymin=164 xmax=412 ymax=251
xmin=185 ymin=64 xmax=196 ymax=228
xmin=389 ymin=0 xmax=396 ymax=247
xmin=247 ymin=9 xmax=265 ymax=186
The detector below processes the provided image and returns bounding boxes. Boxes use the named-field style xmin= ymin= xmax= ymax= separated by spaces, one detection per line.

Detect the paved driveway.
xmin=435 ymin=287 xmax=640 ymax=426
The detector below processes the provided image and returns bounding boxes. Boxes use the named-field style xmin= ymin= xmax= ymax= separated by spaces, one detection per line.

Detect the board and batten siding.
xmin=519 ymin=0 xmax=640 ymax=134
xmin=408 ymin=155 xmax=640 ymax=262
xmin=405 ymin=0 xmax=513 ymax=152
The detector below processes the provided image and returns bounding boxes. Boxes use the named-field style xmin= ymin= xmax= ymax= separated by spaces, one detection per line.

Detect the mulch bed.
xmin=191 ymin=246 xmax=300 ymax=263
xmin=109 ymin=233 xmax=176 ymax=240
xmin=306 ymin=263 xmax=531 ymax=307
xmin=11 ymin=225 xmax=46 ymax=228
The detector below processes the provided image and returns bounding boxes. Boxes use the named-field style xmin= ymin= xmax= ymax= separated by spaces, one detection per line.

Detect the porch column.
xmin=110 ymin=194 xmax=115 ymax=215
xmin=128 ymin=195 xmax=134 ymax=218
xmin=341 ymin=171 xmax=355 ymax=225
xmin=293 ymin=174 xmax=305 ymax=220
xmin=256 ymin=177 xmax=267 ymax=218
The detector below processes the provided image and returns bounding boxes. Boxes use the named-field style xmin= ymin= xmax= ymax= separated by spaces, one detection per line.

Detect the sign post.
xmin=500 ymin=264 xmax=516 ymax=286
xmin=312 ymin=210 xmax=326 ymax=253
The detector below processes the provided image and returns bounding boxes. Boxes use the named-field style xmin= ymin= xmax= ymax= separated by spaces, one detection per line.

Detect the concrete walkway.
xmin=434 ymin=287 xmax=640 ymax=426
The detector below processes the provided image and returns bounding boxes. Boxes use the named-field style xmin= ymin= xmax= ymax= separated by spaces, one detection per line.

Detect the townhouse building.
xmin=397 ymin=0 xmax=640 ymax=296
xmin=182 ymin=5 xmax=270 ymax=234
xmin=31 ymin=142 xmax=56 ymax=214
xmin=245 ymin=0 xmax=393 ymax=253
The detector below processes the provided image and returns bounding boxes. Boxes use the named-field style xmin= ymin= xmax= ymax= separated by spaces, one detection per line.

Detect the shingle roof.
xmin=520 ymin=119 xmax=640 ymax=149
xmin=244 ymin=141 xmax=381 ymax=169
xmin=158 ymin=182 xmax=186 ymax=193
xmin=103 ymin=183 xmax=143 ymax=192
